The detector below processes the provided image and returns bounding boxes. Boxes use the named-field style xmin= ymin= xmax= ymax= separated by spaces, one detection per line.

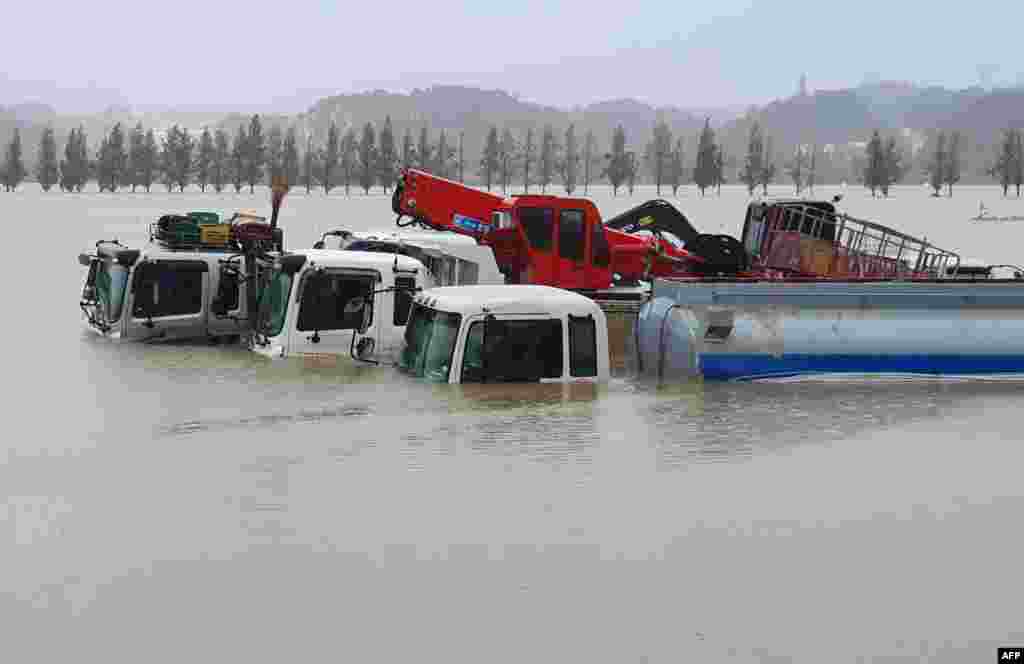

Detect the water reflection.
xmin=445 ymin=381 xmax=603 ymax=411
xmin=633 ymin=376 xmax=1024 ymax=468
xmin=236 ymin=456 xmax=303 ymax=542
xmin=156 ymin=404 xmax=371 ymax=437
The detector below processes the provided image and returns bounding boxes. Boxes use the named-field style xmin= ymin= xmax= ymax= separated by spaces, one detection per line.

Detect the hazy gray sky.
xmin=3 ymin=0 xmax=1021 ymax=113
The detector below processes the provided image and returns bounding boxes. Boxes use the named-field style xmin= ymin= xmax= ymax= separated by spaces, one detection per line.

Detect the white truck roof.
xmin=355 ymin=228 xmax=482 ymax=248
xmin=413 ymin=285 xmax=603 ymax=317
xmin=300 ymin=248 xmax=424 ymax=273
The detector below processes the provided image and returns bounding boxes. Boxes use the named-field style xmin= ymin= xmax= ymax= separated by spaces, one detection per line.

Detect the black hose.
xmin=391 ymin=180 xmax=404 ymax=216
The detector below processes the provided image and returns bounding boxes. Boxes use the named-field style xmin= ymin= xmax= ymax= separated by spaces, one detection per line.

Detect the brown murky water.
xmin=3 ymin=185 xmax=1024 ymax=662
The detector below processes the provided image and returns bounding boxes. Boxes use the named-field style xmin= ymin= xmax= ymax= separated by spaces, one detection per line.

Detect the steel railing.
xmin=758 ymin=203 xmax=960 ymax=279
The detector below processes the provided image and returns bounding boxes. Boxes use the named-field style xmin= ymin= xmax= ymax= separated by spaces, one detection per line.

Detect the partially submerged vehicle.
xmin=78 ymin=212 xmax=282 ymax=342
xmin=636 ymin=199 xmax=1024 ymax=381
xmin=313 ymin=227 xmax=505 ymax=286
xmin=251 ymin=235 xmax=504 ymax=362
xmin=391 ymin=169 xmax=746 ymax=295
xmin=396 ymin=285 xmax=610 ymax=383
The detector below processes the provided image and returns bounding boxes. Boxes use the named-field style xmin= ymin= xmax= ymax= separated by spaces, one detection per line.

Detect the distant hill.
xmin=289 ymin=86 xmax=707 ymax=168
xmin=718 ymin=82 xmax=1009 ymax=148
xmin=715 ymin=82 xmax=1024 ymax=184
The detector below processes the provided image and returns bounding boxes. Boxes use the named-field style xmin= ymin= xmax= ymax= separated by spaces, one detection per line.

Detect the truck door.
xmin=126 ymin=260 xmax=209 ymax=340
xmin=208 ymin=261 xmax=244 ymax=338
xmin=588 ymin=219 xmax=613 ymax=290
xmin=516 ymin=206 xmax=556 ymax=285
xmin=289 ymin=268 xmax=379 ymax=358
xmin=553 ymin=207 xmax=587 ymax=289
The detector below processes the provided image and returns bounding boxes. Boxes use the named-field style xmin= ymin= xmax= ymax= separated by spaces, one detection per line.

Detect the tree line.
xmin=989 ymin=128 xmax=1024 ymax=197
xmin=0 ymin=114 xmax=728 ymax=197
xmin=3 ymin=115 xmax=1023 ymax=198
xmin=457 ymin=118 xmax=727 ymax=198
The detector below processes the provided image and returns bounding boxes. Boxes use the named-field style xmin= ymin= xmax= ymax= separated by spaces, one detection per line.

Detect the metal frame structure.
xmin=755 ymin=202 xmax=961 ymax=279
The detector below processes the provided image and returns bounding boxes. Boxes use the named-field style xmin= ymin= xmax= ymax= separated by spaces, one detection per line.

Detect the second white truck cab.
xmin=396 ymin=285 xmax=610 ymax=383
xmin=315 ymin=227 xmax=505 ymax=286
xmin=252 ymin=249 xmax=428 ymax=362
xmin=255 ymin=229 xmax=510 ymax=363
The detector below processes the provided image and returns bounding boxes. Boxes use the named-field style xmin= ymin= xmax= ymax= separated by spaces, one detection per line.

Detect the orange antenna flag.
xmin=270 ymin=175 xmax=289 ymax=229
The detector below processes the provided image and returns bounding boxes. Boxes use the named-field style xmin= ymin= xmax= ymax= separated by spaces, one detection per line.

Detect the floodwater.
xmin=3 ymin=183 xmax=1024 ymax=663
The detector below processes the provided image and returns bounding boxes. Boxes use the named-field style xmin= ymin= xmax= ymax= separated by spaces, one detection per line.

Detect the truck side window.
xmin=518 ymin=207 xmax=554 ymax=251
xmin=569 ymin=315 xmax=598 ymax=377
xmin=475 ymin=319 xmax=563 ymax=382
xmin=592 ymin=223 xmax=611 ymax=268
xmin=461 ymin=322 xmax=485 ymax=382
xmin=132 ymin=262 xmax=206 ymax=318
xmin=95 ymin=261 xmax=129 ymax=322
xmin=215 ymin=268 xmax=240 ymax=312
xmin=393 ymin=277 xmax=415 ymax=325
xmin=558 ymin=209 xmax=585 ymax=262
xmin=297 ymin=274 xmax=374 ymax=331
xmin=458 ymin=260 xmax=479 ymax=285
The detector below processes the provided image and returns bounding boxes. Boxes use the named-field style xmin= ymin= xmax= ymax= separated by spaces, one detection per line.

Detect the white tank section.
xmin=637 ymin=279 xmax=1024 ymax=381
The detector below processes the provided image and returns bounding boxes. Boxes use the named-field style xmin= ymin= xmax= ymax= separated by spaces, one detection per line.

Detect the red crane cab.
xmin=393 ymin=169 xmax=683 ymax=291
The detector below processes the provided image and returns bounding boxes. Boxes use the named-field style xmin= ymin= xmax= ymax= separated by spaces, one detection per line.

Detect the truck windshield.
xmin=96 ymin=261 xmax=129 ymax=323
xmin=258 ymin=269 xmax=293 ymax=337
xmin=460 ymin=318 xmax=563 ymax=382
xmin=398 ymin=305 xmax=462 ymax=382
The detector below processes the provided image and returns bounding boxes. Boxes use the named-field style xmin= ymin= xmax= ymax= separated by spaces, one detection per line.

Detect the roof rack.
xmin=148 ymin=211 xmax=281 ymax=253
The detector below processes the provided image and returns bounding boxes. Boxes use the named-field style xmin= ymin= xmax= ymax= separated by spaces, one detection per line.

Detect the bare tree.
xmin=944 ymin=130 xmax=962 ymax=197
xmin=499 ymin=128 xmax=519 ymax=195
xmin=479 ymin=127 xmax=500 ymax=191
xmin=521 ymin=128 xmax=535 ymax=193
xmin=561 ymin=124 xmax=579 ymax=195
xmin=644 ymin=121 xmax=672 ymax=196
xmin=806 ymin=144 xmax=817 ymax=195
xmin=787 ymin=144 xmax=807 ymax=195
xmin=583 ymin=130 xmax=597 ymax=195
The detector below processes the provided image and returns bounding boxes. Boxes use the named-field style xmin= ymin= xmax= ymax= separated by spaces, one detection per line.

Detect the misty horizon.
xmin=3 ymin=0 xmax=1022 ymax=115
xmin=4 ymin=76 xmax=1022 ymax=120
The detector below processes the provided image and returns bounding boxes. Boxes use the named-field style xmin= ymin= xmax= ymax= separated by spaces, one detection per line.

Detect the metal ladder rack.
xmin=762 ymin=202 xmax=960 ymax=279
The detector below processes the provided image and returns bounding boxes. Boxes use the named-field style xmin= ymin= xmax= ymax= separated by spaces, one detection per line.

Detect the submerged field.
xmin=2 ymin=183 xmax=1024 ymax=663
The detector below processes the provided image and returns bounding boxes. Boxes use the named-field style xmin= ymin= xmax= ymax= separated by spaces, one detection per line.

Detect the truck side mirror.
xmin=354 ymin=336 xmax=375 ymax=360
xmin=79 ymin=253 xmax=93 ymax=267
xmin=358 ymin=296 xmax=373 ymax=334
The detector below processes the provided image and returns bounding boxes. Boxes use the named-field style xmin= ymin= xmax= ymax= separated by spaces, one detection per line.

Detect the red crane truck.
xmin=391 ymin=169 xmax=749 ymax=293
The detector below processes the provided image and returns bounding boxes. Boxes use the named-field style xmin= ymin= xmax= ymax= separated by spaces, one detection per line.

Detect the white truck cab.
xmin=79 ymin=240 xmax=259 ymax=342
xmin=254 ymin=231 xmax=507 ymax=363
xmin=252 ymin=249 xmax=427 ymax=362
xmin=396 ymin=285 xmax=610 ymax=384
xmin=315 ymin=227 xmax=505 ymax=286
xmin=78 ymin=212 xmax=281 ymax=343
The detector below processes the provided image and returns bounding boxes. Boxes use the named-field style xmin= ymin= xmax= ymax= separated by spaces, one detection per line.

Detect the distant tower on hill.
xmin=799 ymin=74 xmax=809 ymax=97
xmin=977 ymin=64 xmax=999 ymax=90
